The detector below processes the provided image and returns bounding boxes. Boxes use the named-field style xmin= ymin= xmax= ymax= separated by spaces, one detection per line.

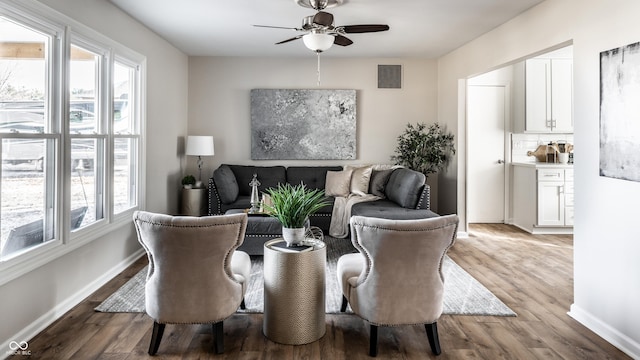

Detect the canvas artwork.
xmin=250 ymin=89 xmax=356 ymax=160
xmin=600 ymin=41 xmax=640 ymax=182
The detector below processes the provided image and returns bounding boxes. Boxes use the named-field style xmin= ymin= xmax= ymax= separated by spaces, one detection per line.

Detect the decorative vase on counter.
xmin=546 ymin=142 xmax=557 ymax=163
xmin=282 ymin=227 xmax=306 ymax=247
xmin=558 ymin=152 xmax=569 ymax=164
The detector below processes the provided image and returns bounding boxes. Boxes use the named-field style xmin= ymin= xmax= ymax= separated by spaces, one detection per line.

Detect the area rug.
xmin=95 ymin=237 xmax=516 ymax=316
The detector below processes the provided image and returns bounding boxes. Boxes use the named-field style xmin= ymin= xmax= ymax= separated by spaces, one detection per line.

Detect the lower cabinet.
xmin=564 ymin=170 xmax=574 ymax=226
xmin=512 ymin=164 xmax=573 ymax=234
xmin=537 ymin=168 xmax=565 ymax=226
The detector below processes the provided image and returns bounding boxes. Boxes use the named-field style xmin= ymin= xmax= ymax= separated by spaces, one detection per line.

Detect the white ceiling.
xmin=108 ymin=0 xmax=545 ymax=58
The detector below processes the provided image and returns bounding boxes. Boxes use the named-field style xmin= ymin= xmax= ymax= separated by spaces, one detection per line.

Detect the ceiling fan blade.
xmin=253 ymin=24 xmax=302 ymax=31
xmin=341 ymin=24 xmax=390 ymax=33
xmin=276 ymin=35 xmax=304 ymax=44
xmin=313 ymin=11 xmax=334 ymax=27
xmin=333 ymin=34 xmax=353 ymax=46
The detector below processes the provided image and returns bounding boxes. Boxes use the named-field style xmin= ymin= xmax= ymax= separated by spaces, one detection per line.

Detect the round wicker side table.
xmin=263 ymin=238 xmax=326 ymax=345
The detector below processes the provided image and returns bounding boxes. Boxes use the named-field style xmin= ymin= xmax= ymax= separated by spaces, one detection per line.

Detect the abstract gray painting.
xmin=600 ymin=42 xmax=640 ymax=182
xmin=251 ymin=89 xmax=356 ymax=160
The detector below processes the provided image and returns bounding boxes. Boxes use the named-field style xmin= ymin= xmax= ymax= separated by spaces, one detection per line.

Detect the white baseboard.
xmin=568 ymin=304 xmax=640 ymax=359
xmin=0 ymin=249 xmax=145 ymax=360
xmin=457 ymin=231 xmax=469 ymax=239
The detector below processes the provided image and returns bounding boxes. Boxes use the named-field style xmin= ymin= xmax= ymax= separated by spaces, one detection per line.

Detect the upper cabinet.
xmin=513 ymin=46 xmax=573 ymax=134
xmin=525 ymin=58 xmax=573 ymax=132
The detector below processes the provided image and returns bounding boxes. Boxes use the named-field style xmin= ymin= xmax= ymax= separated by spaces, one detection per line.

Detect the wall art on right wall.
xmin=599 ymin=41 xmax=640 ymax=182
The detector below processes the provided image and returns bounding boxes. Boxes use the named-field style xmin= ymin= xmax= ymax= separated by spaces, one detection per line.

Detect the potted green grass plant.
xmin=262 ymin=183 xmax=329 ymax=246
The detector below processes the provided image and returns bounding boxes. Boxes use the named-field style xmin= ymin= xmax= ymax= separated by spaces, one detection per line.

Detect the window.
xmin=0 ymin=15 xmax=58 ymax=259
xmin=69 ymin=43 xmax=104 ymax=228
xmin=0 ymin=3 xmax=144 ymax=269
xmin=112 ymin=61 xmax=139 ymax=214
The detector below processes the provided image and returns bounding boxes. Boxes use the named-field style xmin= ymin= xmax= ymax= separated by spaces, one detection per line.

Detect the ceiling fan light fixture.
xmin=295 ymin=0 xmax=344 ymax=10
xmin=303 ymin=33 xmax=334 ymax=52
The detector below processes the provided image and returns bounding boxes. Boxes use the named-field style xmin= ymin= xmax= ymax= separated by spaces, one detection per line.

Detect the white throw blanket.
xmin=329 ymin=194 xmax=380 ymax=238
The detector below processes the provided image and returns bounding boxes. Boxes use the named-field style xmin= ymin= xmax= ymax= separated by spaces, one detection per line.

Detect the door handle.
xmin=497 ymin=159 xmax=505 ymax=164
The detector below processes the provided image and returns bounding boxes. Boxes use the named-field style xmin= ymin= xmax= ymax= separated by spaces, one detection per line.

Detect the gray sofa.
xmin=208 ymin=164 xmax=438 ymax=253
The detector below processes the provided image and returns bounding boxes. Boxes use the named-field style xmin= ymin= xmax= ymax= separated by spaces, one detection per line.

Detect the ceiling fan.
xmin=253 ymin=0 xmax=390 ymax=53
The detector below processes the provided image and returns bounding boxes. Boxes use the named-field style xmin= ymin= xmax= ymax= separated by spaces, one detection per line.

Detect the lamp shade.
xmin=303 ymin=33 xmax=334 ymax=52
xmin=185 ymin=135 xmax=214 ymax=156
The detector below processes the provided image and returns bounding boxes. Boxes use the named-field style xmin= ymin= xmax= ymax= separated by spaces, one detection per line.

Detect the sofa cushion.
xmin=385 ymin=168 xmax=426 ymax=209
xmin=287 ymin=166 xmax=342 ymax=191
xmin=368 ymin=169 xmax=394 ymax=198
xmin=217 ymin=195 xmax=250 ymax=213
xmin=213 ymin=165 xmax=239 ymax=204
xmin=325 ymin=169 xmax=353 ymax=197
xmin=351 ymin=199 xmax=439 ymax=220
xmin=317 ymin=196 xmax=335 ymax=214
xmin=228 ymin=165 xmax=286 ymax=196
xmin=346 ymin=165 xmax=373 ymax=196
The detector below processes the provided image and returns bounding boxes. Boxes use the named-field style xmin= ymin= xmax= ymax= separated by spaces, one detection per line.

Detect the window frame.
xmin=110 ymin=56 xmax=142 ymax=220
xmin=67 ymin=34 xmax=110 ymax=232
xmin=0 ymin=0 xmax=146 ymax=286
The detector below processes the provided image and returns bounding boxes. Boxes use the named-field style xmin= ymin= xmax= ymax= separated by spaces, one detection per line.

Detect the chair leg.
xmin=369 ymin=324 xmax=378 ymax=357
xmin=425 ymin=322 xmax=441 ymax=355
xmin=148 ymin=322 xmax=165 ymax=355
xmin=240 ymin=298 xmax=246 ymax=310
xmin=212 ymin=321 xmax=224 ymax=354
xmin=340 ymin=295 xmax=348 ymax=312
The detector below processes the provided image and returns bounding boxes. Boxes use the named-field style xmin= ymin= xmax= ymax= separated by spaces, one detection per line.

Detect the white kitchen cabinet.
xmin=525 ymin=58 xmax=573 ymax=133
xmin=564 ymin=169 xmax=574 ymax=225
xmin=511 ymin=164 xmax=573 ymax=234
xmin=536 ymin=169 xmax=565 ymax=226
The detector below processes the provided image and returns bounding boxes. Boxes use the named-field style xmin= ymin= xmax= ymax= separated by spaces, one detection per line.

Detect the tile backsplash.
xmin=512 ymin=133 xmax=574 ymax=163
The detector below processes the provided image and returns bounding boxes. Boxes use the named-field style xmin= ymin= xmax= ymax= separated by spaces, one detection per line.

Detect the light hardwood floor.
xmin=12 ymin=224 xmax=630 ymax=359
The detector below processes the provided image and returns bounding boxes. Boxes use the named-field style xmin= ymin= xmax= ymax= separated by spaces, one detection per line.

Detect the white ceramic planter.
xmin=282 ymin=227 xmax=305 ymax=246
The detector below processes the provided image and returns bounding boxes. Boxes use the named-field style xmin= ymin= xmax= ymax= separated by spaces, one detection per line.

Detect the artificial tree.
xmin=391 ymin=122 xmax=456 ymax=176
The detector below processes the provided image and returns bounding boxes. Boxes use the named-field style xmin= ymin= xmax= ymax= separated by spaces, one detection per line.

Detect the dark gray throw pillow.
xmin=213 ymin=165 xmax=239 ymax=204
xmin=385 ymin=168 xmax=426 ymax=209
xmin=368 ymin=169 xmax=394 ymax=198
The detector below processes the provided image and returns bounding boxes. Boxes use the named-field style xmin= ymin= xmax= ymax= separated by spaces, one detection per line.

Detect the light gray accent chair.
xmin=133 ymin=211 xmax=251 ymax=355
xmin=337 ymin=214 xmax=459 ymax=357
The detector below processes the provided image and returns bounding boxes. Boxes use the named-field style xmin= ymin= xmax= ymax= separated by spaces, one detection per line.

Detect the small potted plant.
xmin=181 ymin=175 xmax=196 ymax=189
xmin=262 ymin=183 xmax=329 ymax=246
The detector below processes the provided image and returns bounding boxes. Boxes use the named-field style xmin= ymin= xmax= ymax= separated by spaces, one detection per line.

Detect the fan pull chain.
xmin=316 ymin=51 xmax=321 ymax=87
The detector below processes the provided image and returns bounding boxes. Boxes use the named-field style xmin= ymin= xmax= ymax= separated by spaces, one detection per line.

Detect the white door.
xmin=468 ymin=85 xmax=506 ymax=223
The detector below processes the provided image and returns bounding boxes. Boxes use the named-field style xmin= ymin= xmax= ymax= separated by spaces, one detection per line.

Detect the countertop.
xmin=511 ymin=162 xmax=574 ymax=169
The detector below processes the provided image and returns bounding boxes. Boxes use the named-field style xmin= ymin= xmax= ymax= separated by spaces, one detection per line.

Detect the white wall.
xmin=187 ymin=56 xmax=442 ymax=210
xmin=437 ymin=0 xmax=640 ymax=356
xmin=0 ymin=0 xmax=188 ymax=352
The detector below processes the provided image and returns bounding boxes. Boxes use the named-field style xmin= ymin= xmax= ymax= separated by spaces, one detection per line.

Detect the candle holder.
xmin=249 ymin=173 xmax=261 ymax=214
